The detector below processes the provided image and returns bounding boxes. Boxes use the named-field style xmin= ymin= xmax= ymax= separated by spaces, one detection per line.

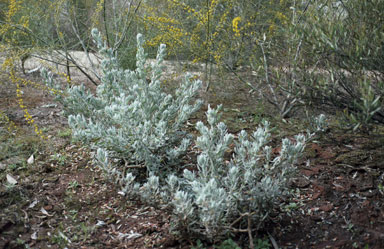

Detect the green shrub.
xmin=295 ymin=0 xmax=384 ymax=130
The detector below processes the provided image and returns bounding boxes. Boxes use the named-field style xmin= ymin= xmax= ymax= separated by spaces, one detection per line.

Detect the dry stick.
xmin=63 ymin=53 xmax=99 ymax=86
xmin=112 ymin=0 xmax=118 ymax=42
xmin=229 ymin=212 xmax=252 ymax=227
xmin=24 ymin=54 xmax=69 ymax=68
xmin=262 ymin=26 xmax=304 ymax=118
xmin=113 ymin=0 xmax=142 ymax=52
xmin=204 ymin=60 xmax=213 ymax=93
xmin=260 ymin=42 xmax=281 ymax=114
xmin=204 ymin=0 xmax=212 ymax=92
xmin=31 ymin=52 xmax=98 ymax=86
xmin=70 ymin=16 xmax=101 ymax=82
xmin=226 ymin=212 xmax=257 ymax=248
xmin=103 ymin=0 xmax=110 ymax=48
xmin=268 ymin=232 xmax=279 ymax=249
xmin=112 ymin=0 xmax=123 ymax=49
xmin=60 ymin=5 xmax=100 ymax=85
xmin=65 ymin=52 xmax=71 ymax=82
xmin=248 ymin=215 xmax=254 ymax=249
xmin=123 ymin=158 xmax=146 ymax=169
xmin=278 ymin=32 xmax=304 ymax=118
xmin=69 ymin=4 xmax=100 ymax=75
xmin=297 ymin=0 xmax=312 ymax=24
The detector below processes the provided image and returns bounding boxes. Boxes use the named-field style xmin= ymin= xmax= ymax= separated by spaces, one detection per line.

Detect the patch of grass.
xmin=8 ymin=163 xmax=19 ymax=171
xmin=57 ymin=128 xmax=72 ymax=138
xmin=68 ymin=209 xmax=79 ymax=221
xmin=16 ymin=238 xmax=32 ymax=249
xmin=216 ymin=239 xmax=242 ymax=249
xmin=7 ymin=161 xmax=28 ymax=172
xmin=0 ymin=126 xmax=45 ymax=162
xmin=50 ymin=153 xmax=68 ymax=166
xmin=51 ymin=229 xmax=71 ymax=247
xmin=0 ymin=184 xmax=28 ymax=208
xmin=254 ymin=237 xmax=271 ymax=249
xmin=68 ymin=180 xmax=79 ymax=189
xmin=378 ymin=183 xmax=384 ymax=196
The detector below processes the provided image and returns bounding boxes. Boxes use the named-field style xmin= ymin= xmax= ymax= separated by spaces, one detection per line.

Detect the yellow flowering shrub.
xmin=0 ymin=0 xmax=84 ymax=138
xmin=139 ymin=0 xmax=295 ymax=81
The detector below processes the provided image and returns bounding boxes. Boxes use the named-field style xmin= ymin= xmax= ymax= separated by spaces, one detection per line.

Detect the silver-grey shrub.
xmin=162 ymin=105 xmax=307 ymax=239
xmin=42 ymin=29 xmax=202 ymax=172
xmin=102 ymin=105 xmax=309 ymax=240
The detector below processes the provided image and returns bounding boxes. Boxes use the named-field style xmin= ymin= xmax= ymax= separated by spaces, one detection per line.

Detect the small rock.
xmin=28 ymin=199 xmax=38 ymax=209
xmin=40 ymin=207 xmax=53 ymax=216
xmin=31 ymin=231 xmax=38 ymax=240
xmin=6 ymin=174 xmax=18 ymax=185
xmin=319 ymin=203 xmax=333 ymax=212
xmin=292 ymin=178 xmax=310 ymax=188
xmin=27 ymin=155 xmax=34 ymax=164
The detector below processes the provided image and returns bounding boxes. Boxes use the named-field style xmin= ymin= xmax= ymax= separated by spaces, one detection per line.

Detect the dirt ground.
xmin=1 ymin=69 xmax=384 ymax=249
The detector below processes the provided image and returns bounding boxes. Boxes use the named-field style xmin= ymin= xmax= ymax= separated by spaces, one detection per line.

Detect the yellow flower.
xmin=232 ymin=17 xmax=241 ymax=37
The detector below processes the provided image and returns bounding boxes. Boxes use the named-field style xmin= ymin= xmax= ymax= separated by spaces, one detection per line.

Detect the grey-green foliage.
xmin=124 ymin=105 xmax=309 ymax=239
xmin=347 ymin=79 xmax=382 ymax=131
xmin=42 ymin=29 xmax=202 ymax=172
xmin=296 ymin=0 xmax=384 ymax=129
xmin=167 ymin=105 xmax=306 ymax=238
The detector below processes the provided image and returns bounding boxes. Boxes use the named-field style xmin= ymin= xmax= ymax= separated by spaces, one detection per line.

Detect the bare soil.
xmin=0 ymin=70 xmax=384 ymax=249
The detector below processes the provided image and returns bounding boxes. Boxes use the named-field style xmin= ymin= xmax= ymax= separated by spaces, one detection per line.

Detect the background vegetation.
xmin=1 ymin=0 xmax=382 ymax=128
